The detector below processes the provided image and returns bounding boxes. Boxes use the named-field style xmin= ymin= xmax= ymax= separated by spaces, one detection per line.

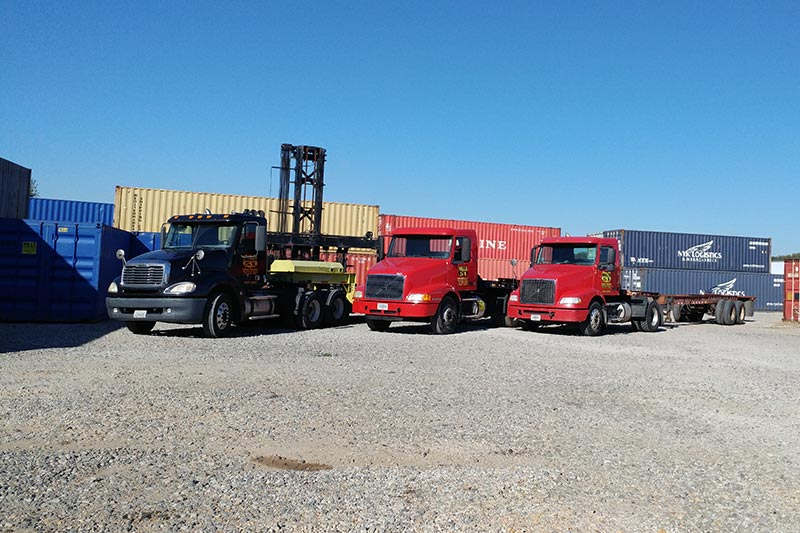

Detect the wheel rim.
xmin=441 ymin=305 xmax=456 ymax=328
xmin=216 ymin=301 xmax=230 ymax=330
xmin=307 ymin=299 xmax=322 ymax=323
xmin=331 ymin=297 xmax=345 ymax=320
xmin=649 ymin=307 xmax=659 ymax=327
xmin=590 ymin=309 xmax=601 ymax=331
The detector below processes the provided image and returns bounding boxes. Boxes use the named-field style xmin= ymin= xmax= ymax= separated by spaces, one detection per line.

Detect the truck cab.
xmin=353 ymin=227 xmax=513 ymax=334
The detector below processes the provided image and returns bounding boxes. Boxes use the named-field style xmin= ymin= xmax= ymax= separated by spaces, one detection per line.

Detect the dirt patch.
xmin=252 ymin=454 xmax=332 ymax=471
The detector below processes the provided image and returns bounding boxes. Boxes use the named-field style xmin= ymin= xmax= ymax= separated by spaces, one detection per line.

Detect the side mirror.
xmin=115 ymin=249 xmax=126 ymax=264
xmin=377 ymin=236 xmax=385 ymax=261
xmin=195 ymin=249 xmax=205 ymax=261
xmin=254 ymin=226 xmax=266 ymax=252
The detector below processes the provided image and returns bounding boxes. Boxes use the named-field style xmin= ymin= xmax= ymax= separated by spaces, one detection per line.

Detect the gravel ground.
xmin=1 ymin=313 xmax=799 ymax=532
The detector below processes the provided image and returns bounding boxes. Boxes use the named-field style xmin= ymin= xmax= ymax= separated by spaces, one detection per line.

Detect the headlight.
xmin=559 ymin=297 xmax=582 ymax=305
xmin=509 ymin=294 xmax=518 ymax=302
xmin=354 ymin=290 xmax=363 ymax=299
xmin=164 ymin=281 xmax=197 ymax=295
xmin=107 ymin=281 xmax=119 ymax=294
xmin=407 ymin=293 xmax=431 ymax=302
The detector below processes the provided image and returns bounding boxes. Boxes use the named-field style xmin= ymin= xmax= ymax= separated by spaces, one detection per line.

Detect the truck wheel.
xmin=203 ymin=293 xmax=234 ymax=338
xmin=298 ymin=292 xmax=324 ymax=329
xmin=431 ymin=296 xmax=459 ymax=335
xmin=324 ymin=291 xmax=350 ymax=327
xmin=579 ymin=302 xmax=605 ymax=336
xmin=637 ymin=301 xmax=663 ymax=332
xmin=734 ymin=300 xmax=746 ymax=324
xmin=715 ymin=300 xmax=735 ymax=325
xmin=366 ymin=317 xmax=391 ymax=332
xmin=126 ymin=321 xmax=155 ymax=335
xmin=504 ymin=316 xmax=518 ymax=328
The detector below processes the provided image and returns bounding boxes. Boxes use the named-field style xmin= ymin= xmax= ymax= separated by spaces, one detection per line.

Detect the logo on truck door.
xmin=457 ymin=265 xmax=469 ymax=286
xmin=601 ymin=271 xmax=612 ymax=290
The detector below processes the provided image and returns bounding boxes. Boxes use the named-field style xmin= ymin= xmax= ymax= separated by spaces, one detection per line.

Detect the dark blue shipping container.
xmin=129 ymin=231 xmax=161 ymax=257
xmin=602 ymin=229 xmax=771 ymax=273
xmin=28 ymin=197 xmax=115 ymax=227
xmin=0 ymin=218 xmax=132 ymax=322
xmin=621 ymin=268 xmax=784 ymax=311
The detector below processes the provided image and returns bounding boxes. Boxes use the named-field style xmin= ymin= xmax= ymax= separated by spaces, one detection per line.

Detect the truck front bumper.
xmin=353 ymin=299 xmax=438 ymax=321
xmin=507 ymin=303 xmax=587 ymax=324
xmin=106 ymin=297 xmax=207 ymax=324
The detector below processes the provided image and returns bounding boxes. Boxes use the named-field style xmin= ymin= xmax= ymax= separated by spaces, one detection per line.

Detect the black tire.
xmin=579 ymin=301 xmax=605 ymax=336
xmin=431 ymin=296 xmax=459 ymax=335
xmin=324 ymin=291 xmax=351 ymax=327
xmin=672 ymin=303 xmax=684 ymax=322
xmin=715 ymin=300 xmax=735 ymax=326
xmin=297 ymin=291 xmax=325 ymax=329
xmin=520 ymin=319 xmax=540 ymax=331
xmin=734 ymin=300 xmax=746 ymax=324
xmin=637 ymin=301 xmax=663 ymax=332
xmin=126 ymin=321 xmax=155 ymax=335
xmin=366 ymin=317 xmax=391 ymax=332
xmin=503 ymin=316 xmax=517 ymax=328
xmin=203 ymin=292 xmax=234 ymax=338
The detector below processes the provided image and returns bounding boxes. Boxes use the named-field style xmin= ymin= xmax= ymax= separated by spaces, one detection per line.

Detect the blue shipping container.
xmin=129 ymin=231 xmax=161 ymax=257
xmin=621 ymin=268 xmax=784 ymax=311
xmin=0 ymin=218 xmax=132 ymax=322
xmin=603 ymin=229 xmax=771 ymax=273
xmin=28 ymin=198 xmax=115 ymax=227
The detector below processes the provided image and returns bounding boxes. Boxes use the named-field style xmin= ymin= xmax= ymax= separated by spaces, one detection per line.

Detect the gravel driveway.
xmin=1 ymin=313 xmax=799 ymax=532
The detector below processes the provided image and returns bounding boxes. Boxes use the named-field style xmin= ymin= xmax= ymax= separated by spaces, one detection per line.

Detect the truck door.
xmin=597 ymin=245 xmax=620 ymax=295
xmin=233 ymin=222 xmax=267 ymax=286
xmin=452 ymin=235 xmax=478 ymax=291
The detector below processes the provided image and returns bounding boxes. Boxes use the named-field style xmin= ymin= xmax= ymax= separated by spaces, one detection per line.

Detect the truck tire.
xmin=324 ymin=291 xmax=350 ymax=327
xmin=298 ymin=291 xmax=324 ymax=329
xmin=636 ymin=301 xmax=663 ymax=332
xmin=126 ymin=321 xmax=155 ymax=335
xmin=715 ymin=300 xmax=735 ymax=326
xmin=431 ymin=296 xmax=459 ymax=335
xmin=203 ymin=292 xmax=234 ymax=338
xmin=579 ymin=301 xmax=605 ymax=336
xmin=734 ymin=300 xmax=746 ymax=324
xmin=366 ymin=317 xmax=391 ymax=332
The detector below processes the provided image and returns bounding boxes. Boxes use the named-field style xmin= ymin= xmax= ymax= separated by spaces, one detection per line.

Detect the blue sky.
xmin=2 ymin=1 xmax=798 ymax=254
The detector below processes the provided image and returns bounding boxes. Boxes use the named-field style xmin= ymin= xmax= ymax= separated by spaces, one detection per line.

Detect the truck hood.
xmin=369 ymin=257 xmax=448 ymax=293
xmin=522 ymin=264 xmax=596 ymax=294
xmin=127 ymin=249 xmax=231 ymax=279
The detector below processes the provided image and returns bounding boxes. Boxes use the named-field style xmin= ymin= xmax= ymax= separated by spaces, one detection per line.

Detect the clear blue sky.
xmin=2 ymin=1 xmax=798 ymax=254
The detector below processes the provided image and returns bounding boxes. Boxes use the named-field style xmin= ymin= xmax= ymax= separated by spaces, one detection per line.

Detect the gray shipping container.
xmin=621 ymin=267 xmax=784 ymax=312
xmin=602 ymin=229 xmax=771 ymax=273
xmin=0 ymin=157 xmax=31 ymax=218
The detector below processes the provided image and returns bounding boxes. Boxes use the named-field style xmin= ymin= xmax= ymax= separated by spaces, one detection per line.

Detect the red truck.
xmin=506 ymin=236 xmax=755 ymax=335
xmin=352 ymin=227 xmax=517 ymax=334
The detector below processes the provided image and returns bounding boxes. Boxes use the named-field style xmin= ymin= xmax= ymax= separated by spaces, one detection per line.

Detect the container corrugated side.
xmin=602 ymin=229 xmax=771 ymax=273
xmin=785 ymin=260 xmax=800 ymax=321
xmin=113 ymin=186 xmax=379 ymax=244
xmin=0 ymin=157 xmax=31 ymax=218
xmin=28 ymin=198 xmax=115 ymax=226
xmin=621 ymin=267 xmax=784 ymax=312
xmin=319 ymin=251 xmax=377 ymax=289
xmin=0 ymin=218 xmax=133 ymax=322
xmin=379 ymin=214 xmax=560 ymax=262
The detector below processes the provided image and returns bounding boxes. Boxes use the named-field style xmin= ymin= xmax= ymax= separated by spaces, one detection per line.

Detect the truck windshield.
xmin=537 ymin=244 xmax=597 ymax=266
xmin=163 ymin=223 xmax=237 ymax=250
xmin=388 ymin=235 xmax=452 ymax=259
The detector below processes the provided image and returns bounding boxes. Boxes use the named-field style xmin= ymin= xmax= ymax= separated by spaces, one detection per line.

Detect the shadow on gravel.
xmin=367 ymin=319 xmax=502 ymax=336
xmin=510 ymin=323 xmax=669 ymax=336
xmin=0 ymin=320 xmax=124 ymax=354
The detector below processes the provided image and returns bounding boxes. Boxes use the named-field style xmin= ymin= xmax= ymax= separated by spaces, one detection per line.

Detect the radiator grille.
xmin=365 ymin=274 xmax=404 ymax=300
xmin=122 ymin=263 xmax=166 ymax=287
xmin=520 ymin=279 xmax=556 ymax=305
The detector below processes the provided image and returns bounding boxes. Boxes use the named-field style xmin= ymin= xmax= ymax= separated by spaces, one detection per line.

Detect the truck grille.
xmin=365 ymin=274 xmax=404 ymax=300
xmin=122 ymin=263 xmax=166 ymax=287
xmin=520 ymin=279 xmax=555 ymax=305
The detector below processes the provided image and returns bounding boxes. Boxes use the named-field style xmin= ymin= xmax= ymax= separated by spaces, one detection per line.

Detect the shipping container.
xmin=129 ymin=231 xmax=162 ymax=258
xmin=113 ymin=186 xmax=379 ymax=252
xmin=621 ymin=268 xmax=783 ymax=312
xmin=0 ymin=219 xmax=133 ymax=322
xmin=0 ymin=157 xmax=31 ymax=218
xmin=320 ymin=251 xmax=377 ymax=289
xmin=28 ymin=197 xmax=115 ymax=226
xmin=785 ymin=260 xmax=800 ymax=322
xmin=379 ymin=214 xmax=560 ymax=265
xmin=601 ymin=229 xmax=771 ymax=273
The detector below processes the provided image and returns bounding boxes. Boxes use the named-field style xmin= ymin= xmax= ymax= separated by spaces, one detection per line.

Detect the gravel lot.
xmin=1 ymin=313 xmax=799 ymax=532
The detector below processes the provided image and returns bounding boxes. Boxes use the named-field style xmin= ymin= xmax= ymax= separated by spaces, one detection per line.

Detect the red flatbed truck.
xmin=506 ymin=236 xmax=756 ymax=336
xmin=352 ymin=227 xmax=517 ymax=334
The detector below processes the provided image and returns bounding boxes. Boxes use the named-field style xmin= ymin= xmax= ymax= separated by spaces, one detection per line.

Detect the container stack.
xmin=0 ymin=157 xmax=31 ymax=218
xmin=785 ymin=260 xmax=800 ymax=322
xmin=599 ymin=229 xmax=782 ymax=311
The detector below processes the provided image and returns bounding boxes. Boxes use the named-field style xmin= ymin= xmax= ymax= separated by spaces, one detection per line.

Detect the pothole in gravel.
xmin=252 ymin=454 xmax=332 ymax=471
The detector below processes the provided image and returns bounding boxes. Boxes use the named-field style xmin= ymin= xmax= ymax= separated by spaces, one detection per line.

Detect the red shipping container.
xmin=379 ymin=214 xmax=560 ymax=263
xmin=785 ymin=260 xmax=800 ymax=322
xmin=319 ymin=251 xmax=377 ymax=289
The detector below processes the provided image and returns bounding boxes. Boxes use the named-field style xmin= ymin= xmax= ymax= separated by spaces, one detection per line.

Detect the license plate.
xmin=530 ymin=314 xmax=541 ymax=321
xmin=133 ymin=310 xmax=147 ymax=319
xmin=377 ymin=303 xmax=388 ymax=311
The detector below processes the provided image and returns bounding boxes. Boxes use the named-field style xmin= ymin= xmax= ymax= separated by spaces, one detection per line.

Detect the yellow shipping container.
xmin=113 ymin=186 xmax=379 ymax=250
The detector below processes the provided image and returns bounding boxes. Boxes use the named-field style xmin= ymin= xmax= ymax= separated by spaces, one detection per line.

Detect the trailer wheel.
xmin=126 ymin=321 xmax=155 ymax=335
xmin=324 ymin=291 xmax=350 ymax=327
xmin=734 ymin=300 xmax=746 ymax=324
xmin=671 ymin=303 xmax=684 ymax=322
xmin=366 ymin=317 xmax=391 ymax=332
xmin=298 ymin=291 xmax=325 ymax=329
xmin=203 ymin=292 xmax=234 ymax=338
xmin=431 ymin=296 xmax=459 ymax=335
xmin=579 ymin=302 xmax=605 ymax=336
xmin=715 ymin=300 xmax=735 ymax=326
xmin=637 ymin=301 xmax=663 ymax=332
